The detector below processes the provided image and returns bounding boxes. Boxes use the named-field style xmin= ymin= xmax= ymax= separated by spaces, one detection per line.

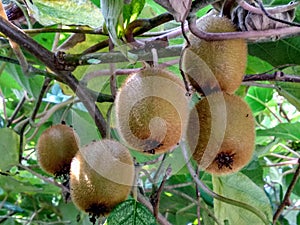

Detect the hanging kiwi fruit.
xmin=69 ymin=139 xmax=134 ymax=222
xmin=186 ymin=92 xmax=255 ymax=175
xmin=115 ymin=66 xmax=189 ymax=154
xmin=37 ymin=124 xmax=80 ymax=177
xmin=181 ymin=12 xmax=247 ymax=94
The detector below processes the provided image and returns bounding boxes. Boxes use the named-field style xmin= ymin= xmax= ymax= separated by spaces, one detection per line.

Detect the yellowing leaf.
xmin=26 ymin=0 xmax=103 ymax=28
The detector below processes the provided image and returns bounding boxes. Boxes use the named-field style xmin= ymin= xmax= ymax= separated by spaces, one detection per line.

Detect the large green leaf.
xmin=275 ymin=67 xmax=300 ymax=111
xmin=245 ymin=86 xmax=273 ymax=114
xmin=26 ymin=0 xmax=103 ymax=28
xmin=246 ymin=55 xmax=273 ymax=74
xmin=276 ymin=81 xmax=300 ymax=112
xmin=256 ymin=122 xmax=300 ymax=141
xmin=4 ymin=64 xmax=44 ymax=99
xmin=213 ymin=173 xmax=272 ymax=225
xmin=0 ymin=128 xmax=19 ymax=171
xmin=107 ymin=199 xmax=157 ymax=225
xmin=248 ymin=37 xmax=300 ymax=67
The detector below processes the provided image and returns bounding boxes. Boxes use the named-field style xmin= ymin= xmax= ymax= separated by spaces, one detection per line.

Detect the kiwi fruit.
xmin=115 ymin=66 xmax=189 ymax=154
xmin=37 ymin=124 xmax=80 ymax=176
xmin=182 ymin=13 xmax=247 ymax=94
xmin=69 ymin=139 xmax=134 ymax=219
xmin=186 ymin=92 xmax=255 ymax=175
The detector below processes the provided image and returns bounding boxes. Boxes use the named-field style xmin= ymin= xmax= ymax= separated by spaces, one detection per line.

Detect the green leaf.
xmin=107 ymin=199 xmax=157 ymax=225
xmin=245 ymin=86 xmax=273 ymax=114
xmin=101 ymin=0 xmax=137 ymax=62
xmin=59 ymin=202 xmax=90 ymax=224
xmin=241 ymin=158 xmax=264 ymax=187
xmin=256 ymin=122 xmax=300 ymax=141
xmin=246 ymin=55 xmax=273 ymax=74
xmin=101 ymin=0 xmax=124 ymax=44
xmin=123 ymin=0 xmax=145 ymax=27
xmin=71 ymin=109 xmax=100 ymax=146
xmin=26 ymin=0 xmax=103 ymax=28
xmin=213 ymin=173 xmax=272 ymax=225
xmin=248 ymin=37 xmax=300 ymax=67
xmin=0 ymin=128 xmax=19 ymax=171
xmin=277 ymin=83 xmax=300 ymax=112
xmin=0 ymin=176 xmax=43 ymax=193
xmin=4 ymin=64 xmax=43 ymax=99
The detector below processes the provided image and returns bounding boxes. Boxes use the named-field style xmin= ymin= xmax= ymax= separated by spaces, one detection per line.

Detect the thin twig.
xmin=64 ymin=44 xmax=182 ymax=66
xmin=164 ymin=188 xmax=221 ymax=225
xmin=278 ymin=143 xmax=300 ymax=158
xmin=108 ymin=39 xmax=117 ymax=99
xmin=269 ymin=153 xmax=296 ymax=160
xmin=150 ymin=165 xmax=172 ymax=218
xmin=264 ymin=159 xmax=299 ymax=167
xmin=137 ymin=192 xmax=172 ymax=225
xmin=6 ymin=93 xmax=26 ymax=127
xmin=18 ymin=164 xmax=69 ymax=193
xmin=24 ymin=27 xmax=105 ymax=35
xmin=18 ymin=78 xmax=51 ymax=163
xmin=135 ymin=154 xmax=165 ymax=167
xmin=164 ymin=182 xmax=194 ymax=189
xmin=273 ymin=158 xmax=300 ymax=224
xmin=195 ymin=166 xmax=201 ymax=225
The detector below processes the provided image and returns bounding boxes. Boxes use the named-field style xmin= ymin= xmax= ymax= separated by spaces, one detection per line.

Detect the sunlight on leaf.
xmin=26 ymin=0 xmax=103 ymax=28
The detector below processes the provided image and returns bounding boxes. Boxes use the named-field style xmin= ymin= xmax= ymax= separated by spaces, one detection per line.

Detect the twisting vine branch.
xmin=0 ymin=16 xmax=107 ymax=137
xmin=187 ymin=14 xmax=300 ymax=41
xmin=243 ymin=71 xmax=300 ymax=83
xmin=255 ymin=0 xmax=300 ymax=27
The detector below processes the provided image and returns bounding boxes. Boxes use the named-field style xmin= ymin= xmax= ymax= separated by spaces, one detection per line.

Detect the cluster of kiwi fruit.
xmin=37 ymin=124 xmax=134 ymax=223
xmin=35 ymin=9 xmax=256 ymax=224
xmin=182 ymin=11 xmax=255 ymax=175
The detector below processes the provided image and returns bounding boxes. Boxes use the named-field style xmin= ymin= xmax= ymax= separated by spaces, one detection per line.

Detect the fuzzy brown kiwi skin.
xmin=115 ymin=67 xmax=189 ymax=154
xmin=37 ymin=124 xmax=80 ymax=176
xmin=186 ymin=92 xmax=255 ymax=175
xmin=70 ymin=139 xmax=134 ymax=218
xmin=182 ymin=13 xmax=247 ymax=94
